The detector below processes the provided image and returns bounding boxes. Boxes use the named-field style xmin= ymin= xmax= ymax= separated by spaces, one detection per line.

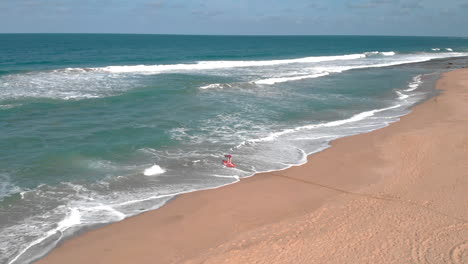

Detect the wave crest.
xmin=92 ymin=53 xmax=366 ymax=74
xmin=365 ymin=51 xmax=396 ymax=57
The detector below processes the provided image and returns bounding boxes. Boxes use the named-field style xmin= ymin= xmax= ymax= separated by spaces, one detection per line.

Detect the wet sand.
xmin=37 ymin=69 xmax=468 ymax=264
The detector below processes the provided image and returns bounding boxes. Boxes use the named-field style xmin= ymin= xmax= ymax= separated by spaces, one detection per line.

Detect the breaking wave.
xmin=365 ymin=51 xmax=396 ymax=56
xmin=253 ymin=72 xmax=330 ymax=85
xmin=92 ymin=53 xmax=366 ymax=73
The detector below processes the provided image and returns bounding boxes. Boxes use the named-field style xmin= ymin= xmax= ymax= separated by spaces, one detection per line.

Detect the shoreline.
xmin=35 ymin=68 xmax=468 ymax=264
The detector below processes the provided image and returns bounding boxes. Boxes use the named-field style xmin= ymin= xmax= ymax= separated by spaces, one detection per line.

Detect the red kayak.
xmin=223 ymin=154 xmax=236 ymax=168
xmin=223 ymin=160 xmax=237 ymax=168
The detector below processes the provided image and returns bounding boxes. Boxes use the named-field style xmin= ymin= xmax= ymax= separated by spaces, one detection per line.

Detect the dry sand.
xmin=37 ymin=69 xmax=468 ymax=264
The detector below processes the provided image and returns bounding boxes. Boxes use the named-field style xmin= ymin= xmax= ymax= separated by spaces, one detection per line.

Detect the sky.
xmin=0 ymin=0 xmax=467 ymax=36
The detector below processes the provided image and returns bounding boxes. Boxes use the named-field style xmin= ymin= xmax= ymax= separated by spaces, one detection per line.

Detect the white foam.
xmin=248 ymin=51 xmax=457 ymax=86
xmin=0 ymin=104 xmax=20 ymax=109
xmin=254 ymin=53 xmax=467 ymax=85
xmin=52 ymin=50 xmax=453 ymax=77
xmin=248 ymin=104 xmax=401 ymax=144
xmin=294 ymin=147 xmax=308 ymax=165
xmin=396 ymin=91 xmax=410 ymax=100
xmin=365 ymin=51 xmax=396 ymax=57
xmin=7 ymin=208 xmax=81 ymax=264
xmin=310 ymin=52 xmax=465 ymax=78
xmin=56 ymin=208 xmax=81 ymax=230
xmin=110 ymin=176 xmax=245 ymax=208
xmin=79 ymin=204 xmax=126 ymax=222
xmin=321 ymin=104 xmax=401 ymax=126
xmin=94 ymin=53 xmax=366 ymax=73
xmin=211 ymin=174 xmax=240 ymax=180
xmin=97 ymin=49 xmax=464 ymax=77
xmin=432 ymin=48 xmax=441 ymax=51
xmin=446 ymin=48 xmax=453 ymax=51
xmin=381 ymin=51 xmax=396 ymax=56
xmin=200 ymin=83 xmax=224 ymax=89
xmin=0 ymin=174 xmax=22 ymax=199
xmin=289 ymin=135 xmax=337 ymax=141
xmin=143 ymin=164 xmax=166 ymax=176
xmin=254 ymin=72 xmax=330 ymax=85
xmin=0 ymin=70 xmax=132 ymax=101
xmin=405 ymin=74 xmax=422 ymax=92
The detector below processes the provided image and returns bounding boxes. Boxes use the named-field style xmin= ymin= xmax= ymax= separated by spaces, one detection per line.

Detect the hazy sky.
xmin=0 ymin=0 xmax=467 ymax=36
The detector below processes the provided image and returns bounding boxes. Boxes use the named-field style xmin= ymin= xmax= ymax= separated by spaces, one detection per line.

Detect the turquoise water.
xmin=1 ymin=34 xmax=468 ymax=263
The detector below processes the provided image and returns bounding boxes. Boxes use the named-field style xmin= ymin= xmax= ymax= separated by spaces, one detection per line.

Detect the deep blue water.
xmin=1 ymin=34 xmax=468 ymax=263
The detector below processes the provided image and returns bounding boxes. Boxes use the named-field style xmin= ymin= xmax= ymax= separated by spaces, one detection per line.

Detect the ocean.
xmin=1 ymin=34 xmax=468 ymax=263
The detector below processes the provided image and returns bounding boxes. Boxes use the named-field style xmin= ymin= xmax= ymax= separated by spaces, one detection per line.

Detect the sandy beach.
xmin=37 ymin=68 xmax=468 ymax=264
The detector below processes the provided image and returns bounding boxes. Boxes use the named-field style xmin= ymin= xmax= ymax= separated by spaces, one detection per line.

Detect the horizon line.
xmin=0 ymin=33 xmax=466 ymax=38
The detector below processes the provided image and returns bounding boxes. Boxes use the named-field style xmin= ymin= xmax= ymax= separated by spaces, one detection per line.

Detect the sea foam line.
xmin=200 ymin=83 xmax=224 ymax=90
xmin=253 ymin=72 xmax=330 ymax=85
xmin=394 ymin=74 xmax=424 ymax=100
xmin=244 ymin=104 xmax=401 ymax=144
xmin=92 ymin=53 xmax=366 ymax=73
xmin=405 ymin=75 xmax=423 ymax=92
xmin=8 ymin=208 xmax=81 ymax=264
xmin=365 ymin=51 xmax=396 ymax=56
xmin=237 ymin=53 xmax=463 ymax=86
xmin=80 ymin=51 xmax=466 ymax=75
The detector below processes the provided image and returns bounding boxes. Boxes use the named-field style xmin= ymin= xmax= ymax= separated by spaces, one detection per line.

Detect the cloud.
xmin=306 ymin=2 xmax=328 ymax=10
xmin=145 ymin=1 xmax=165 ymax=9
xmin=346 ymin=0 xmax=396 ymax=9
xmin=400 ymin=0 xmax=423 ymax=9
xmin=6 ymin=0 xmax=81 ymax=16
xmin=460 ymin=3 xmax=468 ymax=8
xmin=169 ymin=3 xmax=185 ymax=9
xmin=191 ymin=9 xmax=223 ymax=18
xmin=370 ymin=0 xmax=397 ymax=4
xmin=2 ymin=0 xmax=124 ymax=14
